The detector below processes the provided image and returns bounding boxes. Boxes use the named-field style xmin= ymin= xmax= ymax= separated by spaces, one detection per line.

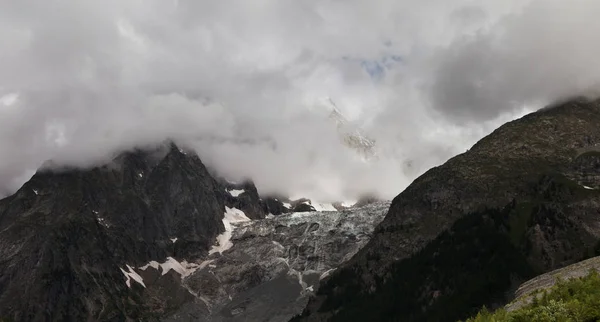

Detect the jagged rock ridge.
xmin=0 ymin=140 xmax=386 ymax=322
xmin=0 ymin=143 xmax=228 ymax=321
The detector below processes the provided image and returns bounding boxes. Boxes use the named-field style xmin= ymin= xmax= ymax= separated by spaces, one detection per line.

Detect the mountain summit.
xmin=0 ymin=141 xmax=387 ymax=321
xmin=0 ymin=142 xmax=229 ymax=321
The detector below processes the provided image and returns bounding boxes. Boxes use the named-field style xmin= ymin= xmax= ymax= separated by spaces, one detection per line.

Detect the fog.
xmin=0 ymin=0 xmax=598 ymax=200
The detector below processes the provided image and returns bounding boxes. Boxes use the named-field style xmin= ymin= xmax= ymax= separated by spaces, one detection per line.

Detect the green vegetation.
xmin=465 ymin=270 xmax=600 ymax=322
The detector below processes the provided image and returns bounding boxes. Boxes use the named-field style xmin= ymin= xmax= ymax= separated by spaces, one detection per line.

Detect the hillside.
xmin=466 ymin=268 xmax=600 ymax=321
xmin=505 ymin=255 xmax=600 ymax=312
xmin=0 ymin=141 xmax=388 ymax=321
xmin=296 ymin=97 xmax=600 ymax=321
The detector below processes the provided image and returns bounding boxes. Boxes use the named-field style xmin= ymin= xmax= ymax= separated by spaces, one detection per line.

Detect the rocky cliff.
xmin=0 ymin=141 xmax=386 ymax=321
xmin=0 ymin=143 xmax=230 ymax=321
xmin=297 ymin=97 xmax=600 ymax=321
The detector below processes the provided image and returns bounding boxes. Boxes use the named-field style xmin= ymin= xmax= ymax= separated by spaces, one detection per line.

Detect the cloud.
xmin=428 ymin=0 xmax=600 ymax=123
xmin=0 ymin=0 xmax=595 ymax=200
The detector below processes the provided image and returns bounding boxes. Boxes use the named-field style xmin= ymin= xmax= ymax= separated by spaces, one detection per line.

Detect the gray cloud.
xmin=1 ymin=0 xmax=595 ymax=201
xmin=429 ymin=0 xmax=600 ymax=123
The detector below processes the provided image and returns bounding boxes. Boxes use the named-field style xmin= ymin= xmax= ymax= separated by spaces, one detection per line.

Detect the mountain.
xmin=296 ymin=97 xmax=600 ymax=321
xmin=0 ymin=142 xmax=229 ymax=321
xmin=318 ymin=98 xmax=377 ymax=161
xmin=0 ymin=140 xmax=387 ymax=321
xmin=220 ymin=180 xmax=267 ymax=220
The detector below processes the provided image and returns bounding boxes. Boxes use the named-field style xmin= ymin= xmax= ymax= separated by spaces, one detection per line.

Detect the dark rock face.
xmin=222 ymin=180 xmax=267 ymax=220
xmin=298 ymin=98 xmax=600 ymax=321
xmin=261 ymin=197 xmax=291 ymax=216
xmin=292 ymin=203 xmax=316 ymax=213
xmin=0 ymin=143 xmax=226 ymax=321
xmin=290 ymin=199 xmax=317 ymax=213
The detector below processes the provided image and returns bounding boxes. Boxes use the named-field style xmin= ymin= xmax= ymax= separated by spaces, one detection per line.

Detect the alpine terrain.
xmin=296 ymin=97 xmax=600 ymax=321
xmin=0 ymin=141 xmax=386 ymax=321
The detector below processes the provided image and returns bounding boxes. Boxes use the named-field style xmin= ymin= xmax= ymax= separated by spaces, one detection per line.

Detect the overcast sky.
xmin=1 ymin=0 xmax=599 ymax=200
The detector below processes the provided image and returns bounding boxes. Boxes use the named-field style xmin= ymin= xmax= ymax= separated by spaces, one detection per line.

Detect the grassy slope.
xmin=465 ymin=270 xmax=600 ymax=322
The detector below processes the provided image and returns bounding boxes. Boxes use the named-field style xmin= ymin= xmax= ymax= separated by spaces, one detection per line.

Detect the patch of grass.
xmin=464 ymin=270 xmax=600 ymax=322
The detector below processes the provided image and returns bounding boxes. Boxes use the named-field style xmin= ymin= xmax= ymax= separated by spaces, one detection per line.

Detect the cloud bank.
xmin=0 ymin=0 xmax=597 ymax=200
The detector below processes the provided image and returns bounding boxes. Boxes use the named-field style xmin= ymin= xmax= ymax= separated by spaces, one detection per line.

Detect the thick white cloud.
xmin=0 ymin=0 xmax=595 ymax=200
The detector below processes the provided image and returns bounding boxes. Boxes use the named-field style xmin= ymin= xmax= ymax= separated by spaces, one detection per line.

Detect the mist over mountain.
xmin=3 ymin=1 xmax=600 ymax=321
xmin=6 ymin=0 xmax=600 ymax=200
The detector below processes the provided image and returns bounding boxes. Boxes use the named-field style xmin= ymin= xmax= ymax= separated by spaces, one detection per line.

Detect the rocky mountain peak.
xmin=0 ymin=141 xmax=227 ymax=321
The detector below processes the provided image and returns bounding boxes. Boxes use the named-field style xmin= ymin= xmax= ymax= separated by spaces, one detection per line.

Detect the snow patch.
xmin=282 ymin=202 xmax=292 ymax=209
xmin=120 ymin=264 xmax=146 ymax=288
xmin=199 ymin=260 xmax=215 ymax=270
xmin=139 ymin=261 xmax=160 ymax=271
xmin=583 ymin=185 xmax=595 ymax=190
xmin=138 ymin=173 xmax=143 ymax=178
xmin=225 ymin=207 xmax=252 ymax=223
xmin=171 ymin=237 xmax=178 ymax=243
xmin=320 ymin=268 xmax=336 ymax=280
xmin=312 ymin=202 xmax=336 ymax=212
xmin=341 ymin=200 xmax=357 ymax=208
xmin=139 ymin=258 xmax=199 ymax=278
xmin=159 ymin=257 xmax=187 ymax=276
xmin=209 ymin=207 xmax=251 ymax=255
xmin=227 ymin=189 xmax=245 ymax=197
xmin=266 ymin=213 xmax=275 ymax=219
xmin=32 ymin=189 xmax=38 ymax=195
